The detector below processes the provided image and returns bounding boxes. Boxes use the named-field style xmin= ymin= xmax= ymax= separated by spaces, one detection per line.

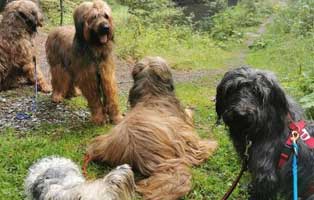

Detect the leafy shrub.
xmin=272 ymin=0 xmax=314 ymax=37
xmin=209 ymin=0 xmax=271 ymax=41
xmin=114 ymin=0 xmax=231 ymax=69
xmin=300 ymin=93 xmax=314 ymax=119
xmin=178 ymin=0 xmax=227 ymax=30
xmin=115 ymin=18 xmax=231 ymax=70
xmin=248 ymin=38 xmax=269 ymax=50
xmin=204 ymin=0 xmax=227 ymax=15
xmin=118 ymin=0 xmax=185 ymax=26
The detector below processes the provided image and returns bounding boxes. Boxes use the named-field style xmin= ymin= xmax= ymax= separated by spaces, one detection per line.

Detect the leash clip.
xmin=291 ymin=131 xmax=299 ymax=142
xmin=244 ymin=139 xmax=252 ymax=159
xmin=291 ymin=131 xmax=299 ymax=156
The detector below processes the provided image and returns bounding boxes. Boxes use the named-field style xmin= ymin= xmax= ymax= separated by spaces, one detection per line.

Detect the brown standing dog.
xmin=85 ymin=57 xmax=218 ymax=200
xmin=0 ymin=0 xmax=50 ymax=92
xmin=46 ymin=0 xmax=122 ymax=125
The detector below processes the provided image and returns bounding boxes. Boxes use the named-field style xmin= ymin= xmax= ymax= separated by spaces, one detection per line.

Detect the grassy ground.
xmin=1 ymin=76 xmax=250 ymax=200
xmin=1 ymin=0 xmax=310 ymax=199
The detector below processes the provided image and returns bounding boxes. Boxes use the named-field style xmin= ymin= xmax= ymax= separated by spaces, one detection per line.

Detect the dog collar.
xmin=278 ymin=120 xmax=314 ymax=169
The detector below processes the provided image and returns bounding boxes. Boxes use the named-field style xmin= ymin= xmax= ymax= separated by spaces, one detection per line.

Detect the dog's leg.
xmin=247 ymin=144 xmax=281 ymax=200
xmin=23 ymin=62 xmax=51 ymax=93
xmin=71 ymin=86 xmax=81 ymax=97
xmin=77 ymin=69 xmax=106 ymax=125
xmin=66 ymin=83 xmax=81 ymax=99
xmin=50 ymin=64 xmax=72 ymax=103
xmin=99 ymin=57 xmax=122 ymax=124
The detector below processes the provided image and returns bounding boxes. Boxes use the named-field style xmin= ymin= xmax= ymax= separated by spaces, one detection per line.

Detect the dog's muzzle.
xmin=98 ymin=25 xmax=110 ymax=35
xmin=223 ymin=107 xmax=256 ymax=127
xmin=98 ymin=24 xmax=110 ymax=44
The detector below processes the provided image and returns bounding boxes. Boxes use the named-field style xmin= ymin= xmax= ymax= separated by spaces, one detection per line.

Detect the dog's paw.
xmin=91 ymin=114 xmax=107 ymax=125
xmin=73 ymin=87 xmax=82 ymax=97
xmin=40 ymin=84 xmax=52 ymax=93
xmin=52 ymin=93 xmax=64 ymax=103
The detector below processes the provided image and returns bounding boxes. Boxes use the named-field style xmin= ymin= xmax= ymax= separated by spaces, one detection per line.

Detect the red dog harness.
xmin=278 ymin=120 xmax=314 ymax=168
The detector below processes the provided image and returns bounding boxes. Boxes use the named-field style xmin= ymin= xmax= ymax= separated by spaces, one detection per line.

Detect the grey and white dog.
xmin=25 ymin=156 xmax=135 ymax=200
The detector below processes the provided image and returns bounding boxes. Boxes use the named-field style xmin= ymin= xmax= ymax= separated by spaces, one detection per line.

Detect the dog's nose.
xmin=234 ymin=111 xmax=249 ymax=121
xmin=226 ymin=108 xmax=251 ymax=122
xmin=99 ymin=25 xmax=110 ymax=35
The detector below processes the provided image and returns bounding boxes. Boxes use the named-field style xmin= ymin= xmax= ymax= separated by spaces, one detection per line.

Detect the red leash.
xmin=221 ymin=161 xmax=247 ymax=200
xmin=82 ymin=154 xmax=91 ymax=178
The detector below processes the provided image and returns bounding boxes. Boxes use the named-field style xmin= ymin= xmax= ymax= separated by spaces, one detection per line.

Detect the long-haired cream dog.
xmin=25 ymin=156 xmax=135 ymax=200
xmin=85 ymin=57 xmax=218 ymax=200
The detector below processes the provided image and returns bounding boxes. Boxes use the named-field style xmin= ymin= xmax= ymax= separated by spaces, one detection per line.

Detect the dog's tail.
xmin=136 ymin=159 xmax=192 ymax=200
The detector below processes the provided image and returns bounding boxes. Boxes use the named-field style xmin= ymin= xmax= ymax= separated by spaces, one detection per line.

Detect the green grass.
xmin=0 ymin=124 xmax=112 ymax=199
xmin=115 ymin=21 xmax=233 ymax=70
xmin=246 ymin=32 xmax=314 ymax=98
xmin=176 ymin=79 xmax=249 ymax=200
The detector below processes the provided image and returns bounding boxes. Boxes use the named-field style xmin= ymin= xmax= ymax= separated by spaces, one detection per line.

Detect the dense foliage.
xmin=273 ymin=0 xmax=314 ymax=117
xmin=209 ymin=0 xmax=272 ymax=41
xmin=118 ymin=0 xmax=185 ymax=26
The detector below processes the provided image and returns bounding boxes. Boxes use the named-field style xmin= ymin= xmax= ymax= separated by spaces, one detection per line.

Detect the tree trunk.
xmin=60 ymin=0 xmax=64 ymax=25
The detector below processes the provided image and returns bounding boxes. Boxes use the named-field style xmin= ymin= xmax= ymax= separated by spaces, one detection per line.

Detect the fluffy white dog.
xmin=25 ymin=156 xmax=135 ymax=200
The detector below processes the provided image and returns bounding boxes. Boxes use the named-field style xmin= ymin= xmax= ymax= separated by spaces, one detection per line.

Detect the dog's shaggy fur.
xmin=0 ymin=0 xmax=50 ymax=92
xmin=25 ymin=156 xmax=135 ymax=200
xmin=0 ymin=0 xmax=39 ymax=12
xmin=85 ymin=57 xmax=218 ymax=200
xmin=216 ymin=67 xmax=314 ymax=199
xmin=46 ymin=0 xmax=121 ymax=125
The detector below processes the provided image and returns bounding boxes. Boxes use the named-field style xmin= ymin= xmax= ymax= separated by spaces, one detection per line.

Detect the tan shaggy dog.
xmin=46 ymin=0 xmax=122 ymax=125
xmin=85 ymin=57 xmax=218 ymax=200
xmin=0 ymin=0 xmax=50 ymax=92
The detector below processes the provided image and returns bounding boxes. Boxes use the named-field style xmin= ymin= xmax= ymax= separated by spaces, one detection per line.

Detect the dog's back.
xmin=46 ymin=26 xmax=75 ymax=70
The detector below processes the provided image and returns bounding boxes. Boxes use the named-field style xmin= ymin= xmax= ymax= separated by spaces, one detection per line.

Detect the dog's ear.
xmin=73 ymin=7 xmax=89 ymax=42
xmin=215 ymin=83 xmax=224 ymax=122
xmin=74 ymin=10 xmax=83 ymax=39
xmin=17 ymin=11 xmax=39 ymax=31
xmin=36 ymin=11 xmax=43 ymax=27
xmin=270 ymin=80 xmax=289 ymax=114
xmin=132 ymin=63 xmax=146 ymax=80
xmin=260 ymin=72 xmax=289 ymax=114
xmin=108 ymin=12 xmax=114 ymax=41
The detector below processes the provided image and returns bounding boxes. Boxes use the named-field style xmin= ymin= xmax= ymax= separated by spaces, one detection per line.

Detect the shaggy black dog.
xmin=216 ymin=67 xmax=314 ymax=200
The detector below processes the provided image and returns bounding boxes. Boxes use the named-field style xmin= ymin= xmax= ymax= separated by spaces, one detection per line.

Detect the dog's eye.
xmin=104 ymin=13 xmax=109 ymax=19
xmin=91 ymin=15 xmax=97 ymax=20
